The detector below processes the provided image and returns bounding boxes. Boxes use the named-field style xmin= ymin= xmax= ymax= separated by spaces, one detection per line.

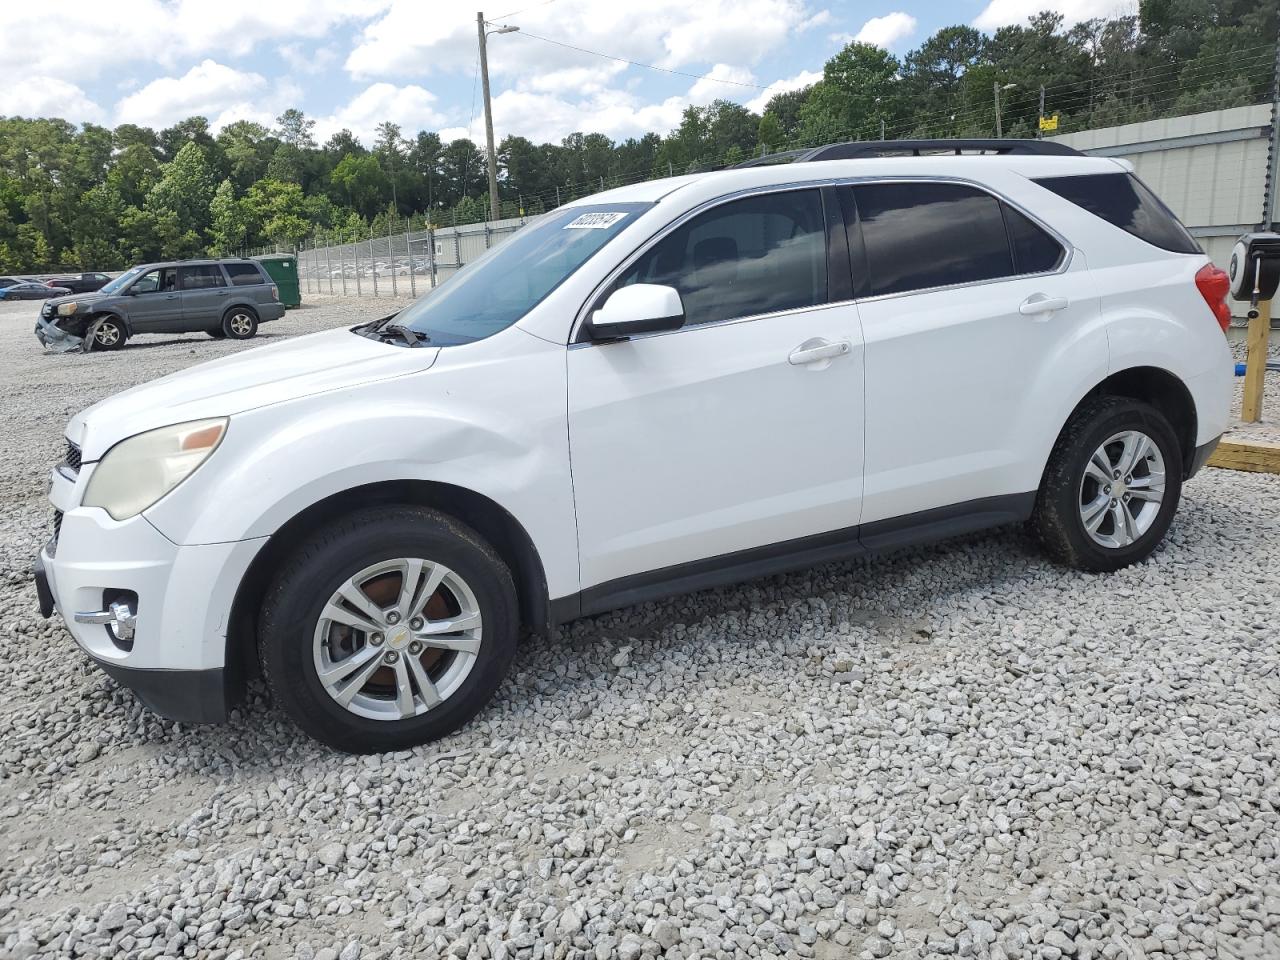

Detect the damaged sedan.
xmin=35 ymin=258 xmax=286 ymax=353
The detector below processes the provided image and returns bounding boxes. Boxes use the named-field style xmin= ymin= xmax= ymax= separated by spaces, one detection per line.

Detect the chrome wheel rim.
xmin=229 ymin=314 xmax=253 ymax=336
xmin=95 ymin=323 xmax=120 ymax=346
xmin=1078 ymin=430 xmax=1166 ymax=549
xmin=313 ymin=558 xmax=482 ymax=721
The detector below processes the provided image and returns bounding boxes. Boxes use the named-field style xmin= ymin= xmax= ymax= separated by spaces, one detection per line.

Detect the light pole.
xmin=994 ymin=82 xmax=1016 ymax=138
xmin=477 ymin=13 xmax=518 ymax=223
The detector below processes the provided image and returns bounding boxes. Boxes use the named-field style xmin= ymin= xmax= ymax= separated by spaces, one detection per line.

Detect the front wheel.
xmin=88 ymin=317 xmax=127 ymax=351
xmin=259 ymin=506 xmax=519 ymax=752
xmin=1033 ymin=397 xmax=1183 ymax=572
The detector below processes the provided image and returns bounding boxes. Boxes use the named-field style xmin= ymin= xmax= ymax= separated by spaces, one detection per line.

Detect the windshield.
xmin=99 ymin=266 xmax=143 ymax=295
xmin=390 ymin=202 xmax=651 ymax=345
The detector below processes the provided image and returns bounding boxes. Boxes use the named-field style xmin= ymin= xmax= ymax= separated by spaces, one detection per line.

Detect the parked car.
xmin=0 ymin=276 xmax=24 ymax=288
xmin=33 ymin=258 xmax=285 ymax=351
xmin=45 ymin=272 xmax=113 ymax=293
xmin=35 ymin=139 xmax=1233 ymax=752
xmin=2 ymin=281 xmax=71 ymax=300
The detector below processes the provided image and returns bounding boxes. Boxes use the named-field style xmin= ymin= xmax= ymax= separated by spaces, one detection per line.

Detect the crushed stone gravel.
xmin=1 ymin=296 xmax=1278 ymax=959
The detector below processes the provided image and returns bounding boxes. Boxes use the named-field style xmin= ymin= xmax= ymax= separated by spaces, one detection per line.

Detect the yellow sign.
xmin=1039 ymin=114 xmax=1060 ymax=132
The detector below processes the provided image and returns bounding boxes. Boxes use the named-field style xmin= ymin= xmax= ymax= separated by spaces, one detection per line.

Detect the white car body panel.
xmin=38 ymin=150 xmax=1235 ymax=714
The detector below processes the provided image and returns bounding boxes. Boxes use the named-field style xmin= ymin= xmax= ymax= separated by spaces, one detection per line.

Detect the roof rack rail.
xmin=734 ymin=138 xmax=1080 ymax=168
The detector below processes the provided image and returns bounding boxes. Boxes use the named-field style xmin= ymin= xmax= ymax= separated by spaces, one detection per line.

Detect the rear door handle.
xmin=789 ymin=339 xmax=852 ymax=365
xmin=1019 ymin=294 xmax=1069 ymax=316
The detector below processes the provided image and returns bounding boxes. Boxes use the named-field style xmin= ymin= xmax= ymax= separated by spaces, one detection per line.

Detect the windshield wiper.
xmin=379 ymin=323 xmax=432 ymax=347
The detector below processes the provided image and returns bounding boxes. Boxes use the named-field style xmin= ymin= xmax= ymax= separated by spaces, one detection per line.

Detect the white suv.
xmin=35 ymin=140 xmax=1233 ymax=752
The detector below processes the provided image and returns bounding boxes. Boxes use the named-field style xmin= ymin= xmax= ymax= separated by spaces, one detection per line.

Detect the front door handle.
xmin=788 ymin=338 xmax=852 ymax=365
xmin=1019 ymin=294 xmax=1069 ymax=316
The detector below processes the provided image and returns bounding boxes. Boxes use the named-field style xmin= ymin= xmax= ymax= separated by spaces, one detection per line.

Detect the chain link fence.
xmin=281 ymin=216 xmax=527 ymax=300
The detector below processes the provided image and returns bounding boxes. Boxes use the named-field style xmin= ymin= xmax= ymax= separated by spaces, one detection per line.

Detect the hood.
xmin=69 ymin=327 xmax=439 ymax=461
xmin=45 ymin=291 xmax=105 ymax=312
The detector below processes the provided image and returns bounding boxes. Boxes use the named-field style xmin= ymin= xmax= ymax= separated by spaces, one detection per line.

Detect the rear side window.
xmin=224 ymin=263 xmax=265 ymax=286
xmin=615 ymin=189 xmax=827 ymax=327
xmin=178 ymin=265 xmax=227 ymax=290
xmin=1034 ymin=172 xmax=1200 ymax=254
xmin=852 ymin=182 xmax=1013 ymax=296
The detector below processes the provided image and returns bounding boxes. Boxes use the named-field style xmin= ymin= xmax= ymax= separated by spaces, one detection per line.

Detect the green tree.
xmin=146 ymin=141 xmax=216 ymax=239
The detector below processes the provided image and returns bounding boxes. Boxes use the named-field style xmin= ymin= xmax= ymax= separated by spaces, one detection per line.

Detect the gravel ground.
xmin=2 ymin=296 xmax=1279 ymax=960
xmin=1227 ymin=328 xmax=1280 ymax=445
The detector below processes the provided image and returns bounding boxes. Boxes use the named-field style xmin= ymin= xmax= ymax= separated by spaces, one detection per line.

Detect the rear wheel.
xmin=1033 ymin=397 xmax=1183 ymax=572
xmin=221 ymin=307 xmax=258 ymax=340
xmin=259 ymin=506 xmax=519 ymax=752
xmin=88 ymin=317 xmax=126 ymax=351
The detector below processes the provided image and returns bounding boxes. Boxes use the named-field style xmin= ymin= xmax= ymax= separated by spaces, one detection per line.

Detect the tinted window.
xmin=616 ymin=189 xmax=827 ymax=327
xmin=1003 ymin=205 xmax=1064 ymax=274
xmin=1034 ymin=172 xmax=1200 ymax=254
xmin=853 ymin=182 xmax=1013 ymax=296
xmin=225 ymin=263 xmax=265 ymax=286
xmin=178 ymin=264 xmax=227 ymax=290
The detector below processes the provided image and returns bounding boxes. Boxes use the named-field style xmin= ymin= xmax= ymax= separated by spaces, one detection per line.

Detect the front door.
xmin=125 ymin=267 xmax=181 ymax=332
xmin=568 ymin=188 xmax=865 ymax=595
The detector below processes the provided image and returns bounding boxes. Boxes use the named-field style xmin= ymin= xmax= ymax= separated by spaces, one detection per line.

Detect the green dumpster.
xmin=253 ymin=254 xmax=301 ymax=308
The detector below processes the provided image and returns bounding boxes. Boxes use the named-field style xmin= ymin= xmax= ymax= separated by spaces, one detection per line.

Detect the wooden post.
xmin=1241 ymin=298 xmax=1272 ymax=423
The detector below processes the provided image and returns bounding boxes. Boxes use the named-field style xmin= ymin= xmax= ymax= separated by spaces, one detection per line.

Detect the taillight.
xmin=1195 ymin=263 xmax=1232 ymax=333
xmin=270 ymin=284 xmax=279 ymax=301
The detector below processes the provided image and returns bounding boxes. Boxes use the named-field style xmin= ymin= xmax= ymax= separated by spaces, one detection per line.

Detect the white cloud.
xmin=852 ymin=12 xmax=918 ymax=49
xmin=114 ymin=60 xmax=298 ymax=132
xmin=973 ymin=0 xmax=1130 ymax=30
xmin=346 ymin=0 xmax=817 ymax=80
xmin=278 ymin=43 xmax=340 ymax=76
xmin=747 ymin=69 xmax=822 ymax=113
xmin=0 ymin=77 xmax=104 ymax=123
xmin=689 ymin=65 xmax=758 ymax=105
xmin=314 ymin=84 xmax=448 ymax=146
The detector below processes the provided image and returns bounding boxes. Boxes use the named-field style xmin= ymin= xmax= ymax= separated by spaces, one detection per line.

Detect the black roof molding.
xmin=734 ymin=138 xmax=1081 ymax=168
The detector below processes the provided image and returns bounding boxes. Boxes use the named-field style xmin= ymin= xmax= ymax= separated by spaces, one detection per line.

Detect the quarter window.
xmin=224 ymin=263 xmax=265 ymax=286
xmin=1003 ymin=205 xmax=1064 ymax=274
xmin=852 ymin=182 xmax=1014 ymax=297
xmin=615 ymin=189 xmax=827 ymax=327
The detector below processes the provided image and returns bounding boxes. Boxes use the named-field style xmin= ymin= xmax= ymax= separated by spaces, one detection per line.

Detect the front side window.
xmin=392 ymin=203 xmax=650 ymax=346
xmin=615 ymin=189 xmax=827 ymax=327
xmin=853 ymin=182 xmax=1014 ymax=297
xmin=99 ymin=267 xmax=142 ymax=294
xmin=131 ymin=268 xmax=176 ymax=295
xmin=178 ymin=265 xmax=227 ymax=290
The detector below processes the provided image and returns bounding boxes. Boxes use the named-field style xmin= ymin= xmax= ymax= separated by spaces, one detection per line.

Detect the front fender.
xmin=142 ymin=336 xmax=579 ymax=598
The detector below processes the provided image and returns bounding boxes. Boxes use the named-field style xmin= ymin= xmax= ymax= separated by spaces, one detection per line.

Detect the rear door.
xmin=567 ymin=187 xmax=866 ymax=596
xmin=177 ymin=264 xmax=231 ymax=330
xmin=848 ymin=180 xmax=1104 ymax=530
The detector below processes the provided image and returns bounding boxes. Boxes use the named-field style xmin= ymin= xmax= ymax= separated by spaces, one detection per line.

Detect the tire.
xmin=221 ymin=307 xmax=258 ymax=340
xmin=259 ymin=506 xmax=519 ymax=753
xmin=1032 ymin=396 xmax=1183 ymax=572
xmin=207 ymin=328 xmax=227 ymax=339
xmin=88 ymin=317 xmax=126 ymax=351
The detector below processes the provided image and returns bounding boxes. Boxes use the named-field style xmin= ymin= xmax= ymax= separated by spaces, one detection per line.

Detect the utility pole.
xmin=1038 ymin=85 xmax=1045 ymax=139
xmin=477 ymin=13 xmax=518 ymax=223
xmin=994 ymin=82 xmax=1015 ymax=138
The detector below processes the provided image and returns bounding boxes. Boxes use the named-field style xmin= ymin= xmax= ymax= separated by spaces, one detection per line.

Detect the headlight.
xmin=56 ymin=301 xmax=78 ymax=316
xmin=83 ymin=418 xmax=228 ymax=520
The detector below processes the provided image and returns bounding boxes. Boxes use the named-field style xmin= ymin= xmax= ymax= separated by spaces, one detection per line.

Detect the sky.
xmin=0 ymin=0 xmax=1131 ymax=147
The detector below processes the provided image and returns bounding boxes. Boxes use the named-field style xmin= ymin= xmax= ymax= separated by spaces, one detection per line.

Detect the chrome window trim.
xmin=570 ymin=174 xmax=1074 ymax=343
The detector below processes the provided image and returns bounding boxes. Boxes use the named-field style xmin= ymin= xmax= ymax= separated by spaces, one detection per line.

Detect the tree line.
xmin=0 ymin=0 xmax=1273 ymax=272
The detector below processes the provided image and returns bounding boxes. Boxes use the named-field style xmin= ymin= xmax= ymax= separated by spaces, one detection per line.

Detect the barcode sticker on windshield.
xmin=564 ymin=212 xmax=628 ymax=230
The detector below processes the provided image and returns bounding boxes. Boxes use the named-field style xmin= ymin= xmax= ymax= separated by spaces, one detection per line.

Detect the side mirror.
xmin=590 ymin=284 xmax=684 ymax=340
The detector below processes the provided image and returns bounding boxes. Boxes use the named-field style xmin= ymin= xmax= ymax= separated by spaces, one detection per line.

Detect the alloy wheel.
xmin=94 ymin=323 xmax=120 ymax=347
xmin=1078 ymin=429 xmax=1166 ymax=549
xmin=229 ymin=313 xmax=254 ymax=336
xmin=312 ymin=558 xmax=483 ymax=721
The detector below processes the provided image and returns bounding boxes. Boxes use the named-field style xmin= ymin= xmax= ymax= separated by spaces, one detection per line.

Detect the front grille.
xmin=64 ymin=441 xmax=81 ymax=474
xmin=50 ymin=510 xmax=62 ymax=557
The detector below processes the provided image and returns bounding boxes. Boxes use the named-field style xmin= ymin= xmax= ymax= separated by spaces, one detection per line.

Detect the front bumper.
xmin=34 ymin=315 xmax=86 ymax=353
xmin=37 ymin=484 xmax=266 ymax=722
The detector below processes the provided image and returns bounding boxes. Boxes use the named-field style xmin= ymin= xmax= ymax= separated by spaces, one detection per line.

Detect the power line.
xmin=510 ymin=29 xmax=770 ymax=90
xmin=488 ymin=0 xmax=557 ymax=21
